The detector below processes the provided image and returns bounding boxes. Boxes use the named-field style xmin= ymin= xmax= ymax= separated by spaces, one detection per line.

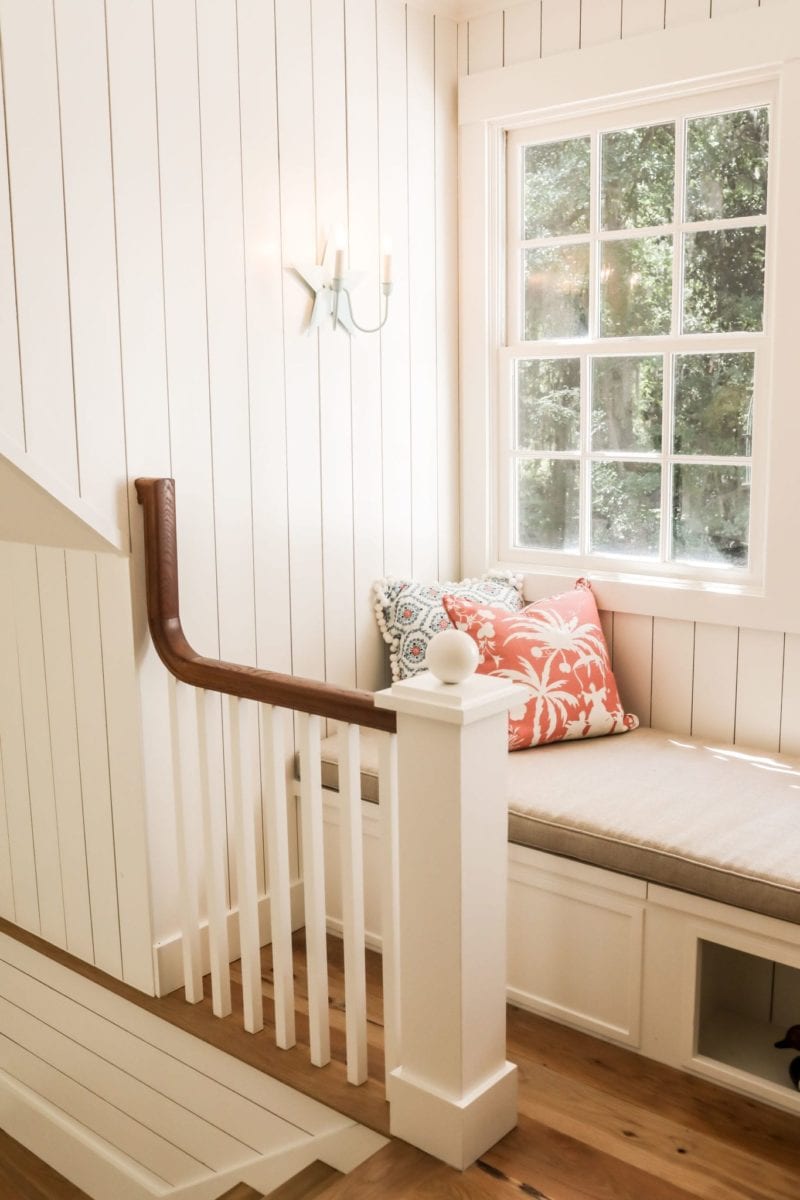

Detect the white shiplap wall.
xmin=0 ymin=0 xmax=459 ymax=969
xmin=464 ymin=0 xmax=800 ymax=754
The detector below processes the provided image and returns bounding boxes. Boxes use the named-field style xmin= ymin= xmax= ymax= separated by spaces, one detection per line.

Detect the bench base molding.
xmin=320 ymin=789 xmax=800 ymax=1117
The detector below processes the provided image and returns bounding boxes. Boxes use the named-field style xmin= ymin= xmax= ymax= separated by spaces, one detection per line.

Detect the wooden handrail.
xmin=135 ymin=478 xmax=397 ymax=733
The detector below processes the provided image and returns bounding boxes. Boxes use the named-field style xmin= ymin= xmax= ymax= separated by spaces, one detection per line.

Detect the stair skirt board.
xmin=0 ymin=932 xmax=386 ymax=1200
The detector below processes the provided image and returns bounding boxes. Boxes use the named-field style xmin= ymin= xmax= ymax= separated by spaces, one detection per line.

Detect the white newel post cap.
xmin=374 ymin=633 xmax=523 ymax=724
xmin=425 ymin=628 xmax=479 ymax=683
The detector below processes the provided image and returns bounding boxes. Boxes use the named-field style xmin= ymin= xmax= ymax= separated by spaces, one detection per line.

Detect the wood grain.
xmin=3 ymin=917 xmax=800 ymax=1199
xmin=135 ymin=478 xmax=396 ymax=733
xmin=0 ymin=1129 xmax=91 ymax=1200
xmin=264 ymin=1161 xmax=341 ymax=1200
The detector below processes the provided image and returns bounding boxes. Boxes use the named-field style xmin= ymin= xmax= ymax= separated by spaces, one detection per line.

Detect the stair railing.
xmin=136 ymin=477 xmax=519 ymax=1168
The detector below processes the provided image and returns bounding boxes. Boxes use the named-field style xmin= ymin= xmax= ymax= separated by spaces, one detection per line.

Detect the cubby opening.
xmin=697 ymin=940 xmax=800 ymax=1094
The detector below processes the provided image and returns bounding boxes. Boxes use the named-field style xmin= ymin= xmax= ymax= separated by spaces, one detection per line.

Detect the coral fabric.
xmin=443 ymin=581 xmax=638 ymax=751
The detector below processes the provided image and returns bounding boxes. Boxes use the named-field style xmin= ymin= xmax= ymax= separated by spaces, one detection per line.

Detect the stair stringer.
xmin=0 ymin=931 xmax=386 ymax=1200
xmin=0 ymin=432 xmax=127 ymax=554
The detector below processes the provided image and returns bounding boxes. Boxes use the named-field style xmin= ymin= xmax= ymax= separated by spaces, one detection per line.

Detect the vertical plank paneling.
xmin=66 ymin=549 xmax=122 ymax=978
xmin=712 ymin=0 xmax=758 ymax=13
xmin=435 ymin=16 xmax=460 ymax=582
xmin=735 ymin=629 xmax=784 ymax=751
xmin=0 ymin=47 xmax=23 ymax=447
xmin=0 ymin=743 xmax=14 ymax=920
xmin=611 ymin=613 xmax=654 ymax=727
xmin=621 ymin=0 xmax=666 ymax=36
xmin=407 ymin=7 xmax=439 ymax=583
xmin=378 ymin=0 xmax=413 ymax=580
xmin=468 ymin=12 xmax=504 ymax=73
xmin=52 ymin=0 xmax=127 ymax=535
xmin=0 ymin=0 xmax=78 ymax=486
xmin=581 ymin=0 xmax=623 ymax=47
xmin=275 ymin=0 xmax=325 ymax=684
xmin=0 ymin=549 xmax=38 ymax=931
xmin=666 ymin=0 xmax=711 ymax=26
xmin=237 ymin=0 xmax=292 ymax=678
xmin=105 ymin=0 xmax=176 ymax=942
xmin=692 ymin=622 xmax=739 ymax=743
xmin=195 ymin=0 xmax=255 ymax=670
xmin=503 ymin=2 xmax=542 ymax=66
xmin=541 ymin=0 xmax=581 ymax=55
xmin=457 ymin=19 xmax=469 ymax=76
xmin=346 ymin=0 xmax=385 ymax=689
xmin=312 ymin=0 xmax=356 ymax=691
xmin=599 ymin=610 xmax=614 ymax=660
xmin=779 ymin=634 xmax=800 ymax=755
xmin=650 ymin=618 xmax=694 ymax=735
xmin=36 ymin=546 xmax=93 ymax=963
xmin=96 ymin=555 xmax=154 ymax=993
xmin=7 ymin=543 xmax=66 ymax=948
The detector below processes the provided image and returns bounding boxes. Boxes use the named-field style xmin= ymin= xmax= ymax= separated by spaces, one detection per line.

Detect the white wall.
xmin=463 ymin=0 xmax=800 ymax=755
xmin=0 ymin=0 xmax=459 ymax=966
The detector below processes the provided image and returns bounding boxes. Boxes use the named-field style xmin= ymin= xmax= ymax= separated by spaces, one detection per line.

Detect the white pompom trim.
xmin=372 ymin=571 xmax=523 ymax=682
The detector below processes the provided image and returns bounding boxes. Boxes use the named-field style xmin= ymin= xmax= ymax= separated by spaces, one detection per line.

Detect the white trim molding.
xmin=459 ymin=4 xmax=800 ymax=633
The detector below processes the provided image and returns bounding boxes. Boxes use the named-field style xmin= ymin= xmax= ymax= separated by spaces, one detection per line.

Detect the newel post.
xmin=374 ymin=632 xmax=521 ymax=1170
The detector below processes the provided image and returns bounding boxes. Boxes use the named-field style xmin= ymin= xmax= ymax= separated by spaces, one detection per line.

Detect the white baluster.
xmin=297 ymin=712 xmax=331 ymax=1067
xmin=260 ymin=704 xmax=296 ymax=1049
xmin=228 ymin=696 xmax=264 ymax=1034
xmin=337 ymin=722 xmax=368 ymax=1086
xmin=168 ymin=677 xmax=203 ymax=1003
xmin=197 ymin=689 xmax=231 ymax=1017
xmin=377 ymin=731 xmax=400 ymax=1088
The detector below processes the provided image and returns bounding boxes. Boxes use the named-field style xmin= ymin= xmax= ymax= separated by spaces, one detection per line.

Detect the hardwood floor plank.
xmin=0 ymin=1129 xmax=92 ymax=1200
xmin=264 ymin=1160 xmax=341 ymax=1199
xmin=216 ymin=1185 xmax=263 ymax=1200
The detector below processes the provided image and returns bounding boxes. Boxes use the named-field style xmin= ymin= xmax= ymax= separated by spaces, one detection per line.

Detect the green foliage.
xmin=591 ymin=462 xmax=661 ymax=556
xmin=672 ymin=466 xmax=750 ymax=565
xmin=683 ymin=228 xmax=765 ymax=334
xmin=517 ymin=460 xmax=579 ymax=552
xmin=673 ymin=353 xmax=754 ymax=456
xmin=517 ymin=359 xmax=580 ymax=451
xmin=686 ymin=107 xmax=769 ymax=222
xmin=602 ymin=123 xmax=675 ymax=230
xmin=592 ymin=356 xmax=662 ymax=452
xmin=600 ymin=236 xmax=673 ymax=337
xmin=524 ymin=137 xmax=590 ymax=239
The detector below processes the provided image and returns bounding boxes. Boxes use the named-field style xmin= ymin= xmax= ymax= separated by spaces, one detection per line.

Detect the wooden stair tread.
xmin=0 ymin=1129 xmax=92 ymax=1200
xmin=215 ymin=1185 xmax=264 ymax=1200
xmin=264 ymin=1160 xmax=342 ymax=1199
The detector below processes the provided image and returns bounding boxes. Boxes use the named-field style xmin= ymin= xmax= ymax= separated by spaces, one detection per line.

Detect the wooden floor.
xmin=2 ymin=918 xmax=799 ymax=1200
xmin=0 ymin=1129 xmax=92 ymax=1200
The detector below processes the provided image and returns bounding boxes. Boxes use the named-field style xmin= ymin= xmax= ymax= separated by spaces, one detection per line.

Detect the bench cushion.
xmin=310 ymin=727 xmax=800 ymax=924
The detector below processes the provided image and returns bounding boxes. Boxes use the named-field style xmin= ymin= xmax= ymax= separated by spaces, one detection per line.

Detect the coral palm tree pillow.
xmin=443 ymin=580 xmax=638 ymax=751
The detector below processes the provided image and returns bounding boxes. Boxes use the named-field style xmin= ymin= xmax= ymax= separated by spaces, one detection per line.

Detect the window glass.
xmin=682 ymin=228 xmax=766 ymax=333
xmin=517 ymin=359 xmax=581 ymax=451
xmin=672 ymin=465 xmax=750 ymax=565
xmin=591 ymin=462 xmax=662 ymax=557
xmin=673 ymin=353 xmax=754 ymax=456
xmin=591 ymin=357 xmax=663 ymax=452
xmin=685 ymin=107 xmax=769 ymax=221
xmin=602 ymin=123 xmax=675 ymax=229
xmin=523 ymin=245 xmax=590 ymax=340
xmin=600 ymin=237 xmax=673 ymax=337
xmin=523 ymin=137 xmax=591 ymax=239
xmin=517 ymin=460 xmax=580 ymax=551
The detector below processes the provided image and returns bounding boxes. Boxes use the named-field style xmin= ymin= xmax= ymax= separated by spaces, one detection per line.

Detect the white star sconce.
xmin=294 ymin=227 xmax=393 ymax=336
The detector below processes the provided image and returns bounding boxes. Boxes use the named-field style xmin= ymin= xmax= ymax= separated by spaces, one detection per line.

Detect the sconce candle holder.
xmin=294 ymin=232 xmax=393 ymax=336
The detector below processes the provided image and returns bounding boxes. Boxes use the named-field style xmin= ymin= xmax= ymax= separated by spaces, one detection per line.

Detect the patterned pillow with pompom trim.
xmin=373 ymin=573 xmax=523 ymax=682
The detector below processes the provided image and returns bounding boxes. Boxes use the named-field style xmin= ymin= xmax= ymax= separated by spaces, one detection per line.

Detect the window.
xmin=501 ymin=87 xmax=772 ymax=581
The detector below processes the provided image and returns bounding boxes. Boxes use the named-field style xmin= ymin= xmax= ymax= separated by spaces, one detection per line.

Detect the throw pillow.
xmin=443 ymin=579 xmax=638 ymax=751
xmin=374 ymin=573 xmax=523 ymax=682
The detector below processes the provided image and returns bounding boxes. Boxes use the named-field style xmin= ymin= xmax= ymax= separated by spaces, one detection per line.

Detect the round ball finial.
xmin=425 ymin=629 xmax=479 ymax=684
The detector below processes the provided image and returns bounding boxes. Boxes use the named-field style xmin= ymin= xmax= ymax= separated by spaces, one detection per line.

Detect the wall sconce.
xmin=294 ymin=228 xmax=393 ymax=336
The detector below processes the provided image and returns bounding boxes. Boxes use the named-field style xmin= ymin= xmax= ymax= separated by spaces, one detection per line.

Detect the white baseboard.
xmin=153 ymin=880 xmax=305 ymax=996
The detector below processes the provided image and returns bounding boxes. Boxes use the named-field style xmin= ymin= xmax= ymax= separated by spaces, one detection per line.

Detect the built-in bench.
xmin=302 ymin=726 xmax=800 ymax=1116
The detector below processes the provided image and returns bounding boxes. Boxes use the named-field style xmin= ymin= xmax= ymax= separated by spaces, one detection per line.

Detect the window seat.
xmin=307 ymin=726 xmax=800 ymax=925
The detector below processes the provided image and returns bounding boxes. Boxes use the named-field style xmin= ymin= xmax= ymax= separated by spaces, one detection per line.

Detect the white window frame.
xmin=459 ymin=5 xmax=800 ymax=635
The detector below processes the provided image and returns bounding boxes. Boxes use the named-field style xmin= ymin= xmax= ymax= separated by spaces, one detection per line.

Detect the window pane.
xmin=672 ymin=465 xmax=750 ymax=566
xmin=523 ymin=137 xmax=591 ymax=239
xmin=682 ymin=228 xmax=766 ymax=333
xmin=591 ymin=462 xmax=661 ymax=557
xmin=592 ymin=356 xmax=662 ymax=452
xmin=517 ymin=359 xmax=581 ymax=451
xmin=517 ymin=459 xmax=580 ymax=551
xmin=524 ymin=245 xmax=590 ymax=340
xmin=673 ymin=353 xmax=754 ymax=457
xmin=601 ymin=123 xmax=675 ymax=230
xmin=686 ymin=107 xmax=769 ymax=222
xmin=600 ymin=236 xmax=672 ymax=337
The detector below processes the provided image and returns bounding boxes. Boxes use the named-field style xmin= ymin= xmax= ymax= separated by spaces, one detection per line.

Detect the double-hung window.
xmin=501 ymin=83 xmax=772 ymax=581
xmin=460 ymin=4 xmax=800 ymax=630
